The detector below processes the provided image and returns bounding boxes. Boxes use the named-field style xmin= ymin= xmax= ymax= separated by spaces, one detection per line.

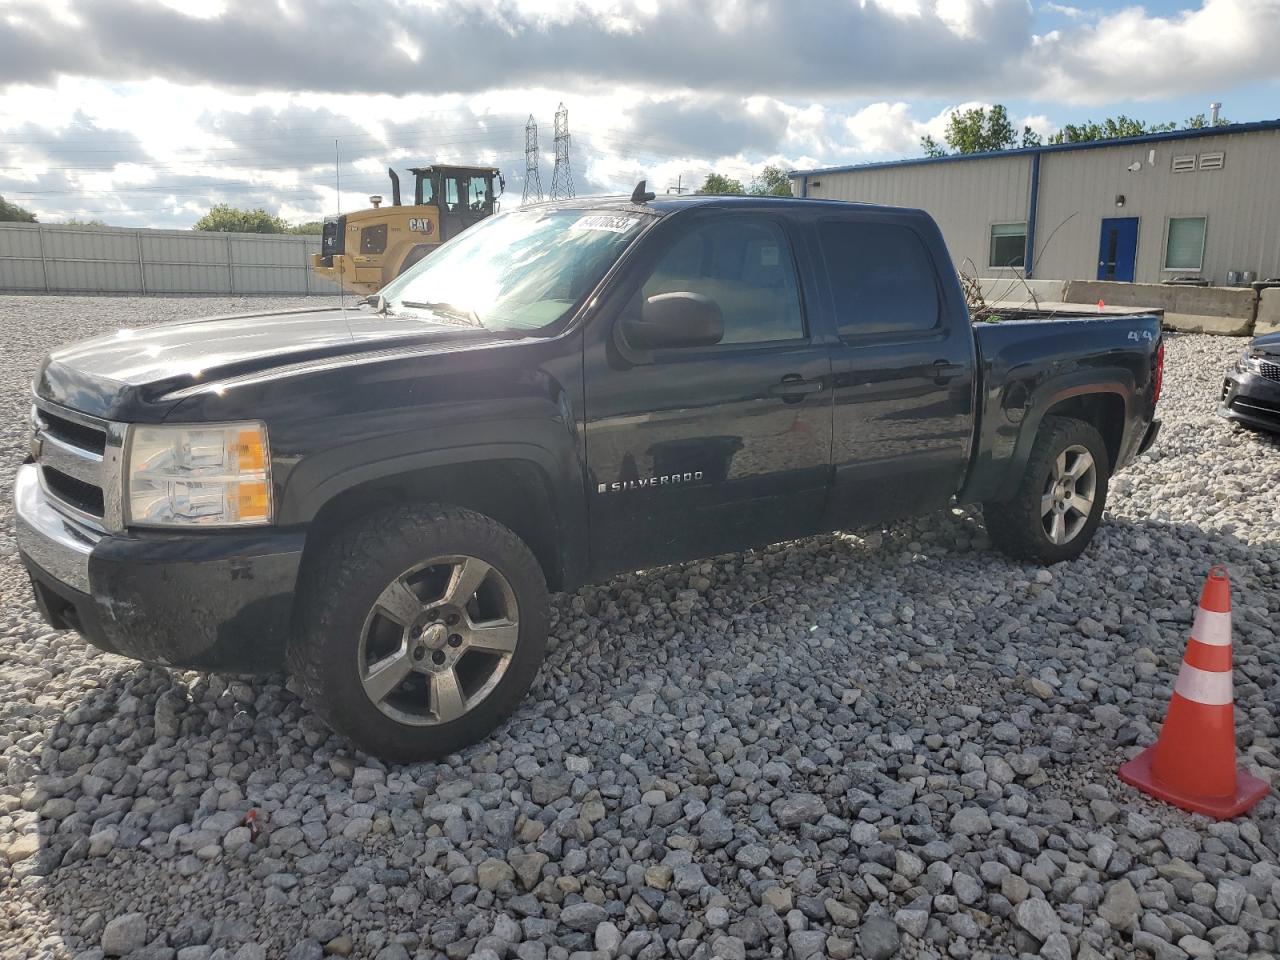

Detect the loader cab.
xmin=409 ymin=165 xmax=503 ymax=242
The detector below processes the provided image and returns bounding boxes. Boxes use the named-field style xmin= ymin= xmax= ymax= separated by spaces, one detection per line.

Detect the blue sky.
xmin=0 ymin=0 xmax=1275 ymax=227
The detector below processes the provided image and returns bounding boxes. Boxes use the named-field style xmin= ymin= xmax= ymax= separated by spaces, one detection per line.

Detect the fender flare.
xmin=281 ymin=438 xmax=589 ymax=589
xmin=962 ymin=369 xmax=1132 ymax=505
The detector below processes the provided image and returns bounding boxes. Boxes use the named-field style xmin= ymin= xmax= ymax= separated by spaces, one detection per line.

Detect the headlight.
xmin=126 ymin=423 xmax=272 ymax=527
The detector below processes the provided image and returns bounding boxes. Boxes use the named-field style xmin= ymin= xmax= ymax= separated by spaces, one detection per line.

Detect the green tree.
xmin=917 ymin=104 xmax=1226 ymax=157
xmin=60 ymin=218 xmax=108 ymax=227
xmin=696 ymin=173 xmax=745 ymax=195
xmin=946 ymin=105 xmax=1018 ymax=154
xmin=285 ymin=221 xmax=323 ymax=235
xmin=0 ymin=195 xmax=37 ymax=222
xmin=748 ymin=164 xmax=792 ymax=197
xmin=920 ymin=134 xmax=947 ymax=158
xmin=921 ymin=105 xmax=1029 ymax=157
xmin=1049 ymin=115 xmax=1176 ymax=144
xmin=1184 ymin=112 xmax=1230 ymax=129
xmin=193 ymin=204 xmax=289 ymax=233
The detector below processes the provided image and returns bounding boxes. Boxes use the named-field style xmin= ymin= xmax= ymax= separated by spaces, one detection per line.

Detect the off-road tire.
xmin=288 ymin=503 xmax=548 ymax=762
xmin=983 ymin=415 xmax=1111 ymax=565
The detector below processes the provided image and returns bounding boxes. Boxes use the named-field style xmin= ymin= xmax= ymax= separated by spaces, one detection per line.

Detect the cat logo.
xmin=408 ymin=218 xmax=435 ymax=235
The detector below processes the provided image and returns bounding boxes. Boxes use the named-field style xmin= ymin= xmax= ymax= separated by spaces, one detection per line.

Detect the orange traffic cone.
xmin=1119 ymin=566 xmax=1269 ymax=818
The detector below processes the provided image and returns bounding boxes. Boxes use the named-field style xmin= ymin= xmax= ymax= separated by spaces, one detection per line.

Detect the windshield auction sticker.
xmin=570 ymin=215 xmax=640 ymax=233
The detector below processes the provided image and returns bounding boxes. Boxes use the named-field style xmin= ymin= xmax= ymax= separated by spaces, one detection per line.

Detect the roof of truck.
xmin=520 ymin=193 xmax=873 ymax=215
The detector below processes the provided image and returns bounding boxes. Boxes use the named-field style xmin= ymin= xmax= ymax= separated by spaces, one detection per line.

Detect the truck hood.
xmin=35 ymin=307 xmax=506 ymax=419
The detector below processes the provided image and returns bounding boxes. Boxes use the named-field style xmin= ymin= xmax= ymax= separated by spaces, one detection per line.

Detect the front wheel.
xmin=983 ymin=415 xmax=1111 ymax=564
xmin=289 ymin=504 xmax=548 ymax=762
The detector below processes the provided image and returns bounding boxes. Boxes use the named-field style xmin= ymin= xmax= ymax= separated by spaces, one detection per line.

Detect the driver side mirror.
xmin=622 ymin=292 xmax=724 ymax=350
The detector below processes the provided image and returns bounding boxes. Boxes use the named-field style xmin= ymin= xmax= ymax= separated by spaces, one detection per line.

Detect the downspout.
xmin=1024 ymin=152 xmax=1041 ymax=278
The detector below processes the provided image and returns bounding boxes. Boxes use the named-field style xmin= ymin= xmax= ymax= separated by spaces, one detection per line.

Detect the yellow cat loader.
xmin=312 ymin=164 xmax=504 ymax=294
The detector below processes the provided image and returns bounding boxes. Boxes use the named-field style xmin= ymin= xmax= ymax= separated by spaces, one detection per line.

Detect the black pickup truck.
xmin=16 ymin=192 xmax=1163 ymax=760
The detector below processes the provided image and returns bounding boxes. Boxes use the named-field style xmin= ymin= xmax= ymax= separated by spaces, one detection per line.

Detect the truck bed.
xmin=959 ymin=312 xmax=1163 ymax=505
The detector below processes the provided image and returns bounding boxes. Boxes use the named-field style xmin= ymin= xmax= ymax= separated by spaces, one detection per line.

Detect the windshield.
xmin=379 ymin=208 xmax=648 ymax=332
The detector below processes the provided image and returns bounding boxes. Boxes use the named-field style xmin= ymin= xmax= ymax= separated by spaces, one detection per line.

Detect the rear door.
xmin=583 ymin=209 xmax=833 ymax=577
xmin=814 ymin=211 xmax=976 ymax=527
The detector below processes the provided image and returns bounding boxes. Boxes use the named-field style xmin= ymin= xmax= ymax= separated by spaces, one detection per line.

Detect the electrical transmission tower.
xmin=522 ymin=115 xmax=544 ymax=205
xmin=550 ymin=103 xmax=575 ymax=200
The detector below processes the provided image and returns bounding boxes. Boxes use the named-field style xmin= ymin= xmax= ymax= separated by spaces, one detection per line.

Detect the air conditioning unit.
xmin=1171 ymin=155 xmax=1196 ymax=173
xmin=1198 ymin=152 xmax=1225 ymax=170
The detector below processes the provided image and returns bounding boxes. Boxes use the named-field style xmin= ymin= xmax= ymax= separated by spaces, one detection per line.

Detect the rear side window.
xmin=819 ymin=220 xmax=940 ymax=338
xmin=641 ymin=217 xmax=804 ymax=344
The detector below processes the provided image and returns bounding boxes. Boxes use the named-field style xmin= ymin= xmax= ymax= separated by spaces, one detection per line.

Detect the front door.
xmin=439 ymin=174 xmax=467 ymax=242
xmin=583 ymin=210 xmax=833 ymax=577
xmin=440 ymin=174 xmax=493 ymax=242
xmin=1097 ymin=217 xmax=1139 ymax=282
xmin=814 ymin=213 xmax=977 ymax=527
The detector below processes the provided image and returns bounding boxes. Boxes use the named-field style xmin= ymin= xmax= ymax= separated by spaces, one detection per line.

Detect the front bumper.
xmin=1218 ymin=367 xmax=1280 ymax=433
xmin=15 ymin=463 xmax=305 ymax=673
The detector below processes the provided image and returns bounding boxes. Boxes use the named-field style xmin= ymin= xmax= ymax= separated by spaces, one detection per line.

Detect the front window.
xmin=639 ymin=216 xmax=804 ymax=344
xmin=380 ymin=208 xmax=648 ymax=333
xmin=444 ymin=176 xmax=463 ymax=212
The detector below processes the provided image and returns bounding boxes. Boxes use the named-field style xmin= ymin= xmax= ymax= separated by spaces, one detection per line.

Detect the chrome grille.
xmin=30 ymin=402 xmax=124 ymax=532
xmin=1259 ymin=361 xmax=1280 ymax=383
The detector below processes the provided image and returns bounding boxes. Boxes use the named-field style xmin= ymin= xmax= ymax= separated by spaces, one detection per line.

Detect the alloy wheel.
xmin=357 ymin=555 xmax=519 ymax=726
xmin=1040 ymin=444 xmax=1097 ymax=545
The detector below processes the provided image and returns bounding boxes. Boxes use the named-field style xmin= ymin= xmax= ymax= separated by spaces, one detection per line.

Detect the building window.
xmin=1164 ymin=217 xmax=1206 ymax=271
xmin=989 ymin=222 xmax=1026 ymax=268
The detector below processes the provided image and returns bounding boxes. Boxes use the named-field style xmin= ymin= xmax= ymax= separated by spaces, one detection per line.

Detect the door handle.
xmin=772 ymin=374 xmax=823 ymax=403
xmin=931 ymin=360 xmax=965 ymax=383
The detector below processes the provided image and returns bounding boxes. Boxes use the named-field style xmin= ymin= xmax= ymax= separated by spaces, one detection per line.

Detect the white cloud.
xmin=843 ymin=102 xmax=928 ymax=156
xmin=2 ymin=0 xmax=1278 ymax=223
xmin=1035 ymin=0 xmax=1280 ymax=104
xmin=1021 ymin=113 xmax=1058 ymax=140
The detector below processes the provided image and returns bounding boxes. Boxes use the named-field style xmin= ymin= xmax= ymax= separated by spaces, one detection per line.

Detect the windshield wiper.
xmin=399 ymin=300 xmax=483 ymax=328
xmin=358 ymin=293 xmax=389 ymax=314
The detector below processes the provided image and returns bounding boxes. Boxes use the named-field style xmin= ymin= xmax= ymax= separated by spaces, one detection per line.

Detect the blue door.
xmin=1097 ymin=217 xmax=1139 ymax=281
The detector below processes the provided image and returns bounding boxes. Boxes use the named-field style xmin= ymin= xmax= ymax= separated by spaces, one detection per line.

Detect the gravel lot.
xmin=2 ymin=295 xmax=1278 ymax=960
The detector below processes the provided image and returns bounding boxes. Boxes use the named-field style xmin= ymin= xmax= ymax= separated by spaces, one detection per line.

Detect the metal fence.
xmin=0 ymin=222 xmax=342 ymax=296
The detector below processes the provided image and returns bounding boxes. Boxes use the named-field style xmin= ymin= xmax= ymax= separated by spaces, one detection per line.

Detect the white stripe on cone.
xmin=1173 ymin=663 xmax=1233 ymax=706
xmin=1190 ymin=607 xmax=1232 ymax=647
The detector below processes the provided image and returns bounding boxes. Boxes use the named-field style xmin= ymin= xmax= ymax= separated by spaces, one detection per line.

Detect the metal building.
xmin=789 ymin=120 xmax=1280 ymax=286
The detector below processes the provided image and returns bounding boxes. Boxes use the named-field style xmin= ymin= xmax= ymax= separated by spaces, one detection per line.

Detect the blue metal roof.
xmin=789 ymin=118 xmax=1280 ymax=178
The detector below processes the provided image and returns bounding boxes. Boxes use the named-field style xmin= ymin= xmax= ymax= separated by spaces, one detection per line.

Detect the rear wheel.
xmin=289 ymin=504 xmax=548 ymax=762
xmin=983 ymin=416 xmax=1110 ymax=564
